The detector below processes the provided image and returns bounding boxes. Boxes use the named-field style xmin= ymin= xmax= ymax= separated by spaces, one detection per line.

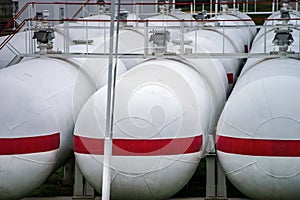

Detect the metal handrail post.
xmin=264 ymin=23 xmax=266 ymax=54
xmin=102 ymin=0 xmax=116 ymax=199
xmin=210 ymin=0 xmax=213 ymax=18
xmin=215 ymin=0 xmax=218 ymax=18
xmin=144 ymin=20 xmax=149 ymax=57
xmin=86 ymin=20 xmax=89 ymax=55
xmin=180 ymin=21 xmax=184 ymax=54
xmin=222 ymin=21 xmax=225 ymax=54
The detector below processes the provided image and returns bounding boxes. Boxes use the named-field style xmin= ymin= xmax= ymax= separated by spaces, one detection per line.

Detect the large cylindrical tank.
xmin=74 ymin=11 xmax=255 ymax=200
xmin=0 ymin=57 xmax=95 ymax=200
xmin=0 ymin=11 xmax=152 ymax=198
xmin=74 ymin=57 xmax=228 ymax=200
xmin=216 ymin=10 xmax=300 ymax=200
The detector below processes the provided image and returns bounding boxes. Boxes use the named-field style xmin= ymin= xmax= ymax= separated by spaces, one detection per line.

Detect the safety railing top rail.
xmin=1 ymin=0 xmax=293 ymax=37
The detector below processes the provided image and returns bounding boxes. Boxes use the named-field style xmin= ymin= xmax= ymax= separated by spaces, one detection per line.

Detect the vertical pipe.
xmin=180 ymin=21 xmax=184 ymax=54
xmin=233 ymin=0 xmax=236 ymax=10
xmin=29 ymin=4 xmax=33 ymax=54
xmin=194 ymin=0 xmax=196 ymax=13
xmin=66 ymin=21 xmax=70 ymax=54
xmin=25 ymin=21 xmax=28 ymax=54
xmin=247 ymin=22 xmax=250 ymax=55
xmin=136 ymin=1 xmax=139 ymax=27
xmin=144 ymin=20 xmax=149 ymax=56
xmin=263 ymin=23 xmax=266 ymax=54
xmin=222 ymin=21 xmax=225 ymax=54
xmin=12 ymin=1 xmax=16 ymax=30
xmin=101 ymin=0 xmax=116 ymax=199
xmin=173 ymin=0 xmax=175 ymax=11
xmin=28 ymin=4 xmax=31 ymax=54
xmin=215 ymin=0 xmax=218 ymax=18
xmin=33 ymin=3 xmax=36 ymax=19
xmin=63 ymin=4 xmax=66 ymax=19
xmin=104 ymin=18 xmax=107 ymax=54
xmin=210 ymin=0 xmax=213 ymax=18
xmin=65 ymin=2 xmax=69 ymax=18
xmin=63 ymin=21 xmax=66 ymax=53
xmin=85 ymin=20 xmax=88 ymax=54
xmin=54 ymin=4 xmax=59 ymax=26
xmin=195 ymin=27 xmax=197 ymax=53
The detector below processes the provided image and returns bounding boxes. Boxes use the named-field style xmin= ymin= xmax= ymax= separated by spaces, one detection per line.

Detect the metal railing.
xmin=0 ymin=1 xmax=299 ymax=68
xmin=1 ymin=0 xmax=294 ymax=37
xmin=9 ymin=18 xmax=299 ymax=57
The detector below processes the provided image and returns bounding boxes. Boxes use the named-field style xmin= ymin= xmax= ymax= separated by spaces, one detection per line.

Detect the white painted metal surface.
xmin=0 ymin=57 xmax=95 ymax=200
xmin=0 ymin=3 xmax=258 ymax=199
xmin=74 ymin=11 xmax=255 ymax=198
xmin=74 ymin=58 xmax=227 ymax=200
xmin=0 ymin=15 xmax=150 ymax=200
xmin=217 ymin=10 xmax=300 ymax=200
xmin=0 ymin=27 xmax=148 ymax=198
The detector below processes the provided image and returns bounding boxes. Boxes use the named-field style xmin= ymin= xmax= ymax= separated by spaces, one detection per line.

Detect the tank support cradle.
xmin=205 ymin=152 xmax=227 ymax=200
xmin=73 ymin=161 xmax=95 ymax=200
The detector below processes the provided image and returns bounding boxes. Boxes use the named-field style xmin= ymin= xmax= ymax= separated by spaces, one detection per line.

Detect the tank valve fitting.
xmin=149 ymin=29 xmax=170 ymax=55
xmin=272 ymin=28 xmax=294 ymax=53
xmin=32 ymin=10 xmax=55 ymax=55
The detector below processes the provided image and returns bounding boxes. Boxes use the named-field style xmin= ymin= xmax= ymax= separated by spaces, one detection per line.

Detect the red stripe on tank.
xmin=74 ymin=135 xmax=202 ymax=156
xmin=244 ymin=44 xmax=249 ymax=53
xmin=227 ymin=73 xmax=234 ymax=84
xmin=0 ymin=133 xmax=60 ymax=155
xmin=217 ymin=135 xmax=300 ymax=157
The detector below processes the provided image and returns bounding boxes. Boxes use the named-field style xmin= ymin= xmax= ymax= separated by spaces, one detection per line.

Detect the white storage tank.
xmin=73 ymin=10 xmax=256 ymax=200
xmin=0 ymin=57 xmax=95 ymax=200
xmin=74 ymin=57 xmax=228 ymax=200
xmin=216 ymin=9 xmax=300 ymax=200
